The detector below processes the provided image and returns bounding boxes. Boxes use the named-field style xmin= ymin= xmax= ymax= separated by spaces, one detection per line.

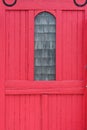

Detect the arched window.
xmin=34 ymin=12 xmax=56 ymax=80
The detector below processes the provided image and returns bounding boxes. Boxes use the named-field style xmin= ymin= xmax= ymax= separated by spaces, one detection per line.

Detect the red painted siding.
xmin=5 ymin=10 xmax=85 ymax=80
xmin=5 ymin=95 xmax=84 ymax=130
xmin=0 ymin=1 xmax=87 ymax=130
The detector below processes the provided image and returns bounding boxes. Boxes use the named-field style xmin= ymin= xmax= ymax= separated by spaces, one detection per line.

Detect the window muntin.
xmin=34 ymin=12 xmax=56 ymax=80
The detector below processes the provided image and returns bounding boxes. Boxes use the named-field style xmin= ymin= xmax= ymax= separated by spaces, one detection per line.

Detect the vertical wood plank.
xmin=67 ymin=12 xmax=72 ymax=79
xmin=25 ymin=11 xmax=29 ymax=80
xmin=20 ymin=96 xmax=26 ymax=130
xmin=26 ymin=96 xmax=30 ymax=130
xmin=6 ymin=96 xmax=9 ymax=130
xmin=65 ymin=12 xmax=72 ymax=80
xmin=62 ymin=11 xmax=67 ymax=80
xmin=28 ymin=11 xmax=34 ymax=80
xmin=83 ymin=93 xmax=86 ymax=130
xmin=8 ymin=96 xmax=15 ymax=130
xmin=14 ymin=96 xmax=20 ymax=130
xmin=34 ymin=95 xmax=41 ymax=130
xmin=14 ymin=11 xmax=20 ymax=80
xmin=72 ymin=95 xmax=77 ymax=130
xmin=84 ymin=10 xmax=87 ymax=130
xmin=85 ymin=87 xmax=87 ymax=130
xmin=0 ymin=9 xmax=5 ymax=130
xmin=77 ymin=11 xmax=83 ymax=80
xmin=82 ymin=12 xmax=85 ymax=81
xmin=29 ymin=96 xmax=35 ymax=130
xmin=77 ymin=96 xmax=83 ymax=130
xmin=61 ymin=95 xmax=66 ymax=130
xmin=71 ymin=12 xmax=78 ymax=80
xmin=9 ymin=11 xmax=15 ymax=79
xmin=56 ymin=11 xmax=62 ymax=80
xmin=42 ymin=95 xmax=48 ymax=130
xmin=66 ymin=95 xmax=72 ymax=130
xmin=73 ymin=95 xmax=80 ymax=130
xmin=49 ymin=95 xmax=57 ymax=130
xmin=20 ymin=11 xmax=26 ymax=80
xmin=5 ymin=11 xmax=9 ymax=80
xmin=80 ymin=96 xmax=84 ymax=130
xmin=56 ymin=95 xmax=61 ymax=130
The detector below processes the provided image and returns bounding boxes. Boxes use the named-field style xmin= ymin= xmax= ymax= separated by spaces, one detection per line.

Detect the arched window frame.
xmin=35 ymin=10 xmax=56 ymax=17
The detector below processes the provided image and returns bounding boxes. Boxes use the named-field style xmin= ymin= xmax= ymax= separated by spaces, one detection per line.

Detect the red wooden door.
xmin=0 ymin=0 xmax=87 ymax=130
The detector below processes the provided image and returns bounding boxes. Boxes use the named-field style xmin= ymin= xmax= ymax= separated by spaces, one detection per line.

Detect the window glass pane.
xmin=34 ymin=12 xmax=56 ymax=80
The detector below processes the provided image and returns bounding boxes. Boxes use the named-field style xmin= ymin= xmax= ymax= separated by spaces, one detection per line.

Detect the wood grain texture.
xmin=56 ymin=11 xmax=62 ymax=80
xmin=28 ymin=11 xmax=34 ymax=80
xmin=0 ymin=2 xmax=86 ymax=130
xmin=5 ymin=10 xmax=85 ymax=80
xmin=5 ymin=95 xmax=85 ymax=130
xmin=0 ymin=9 xmax=5 ymax=130
xmin=62 ymin=10 xmax=84 ymax=80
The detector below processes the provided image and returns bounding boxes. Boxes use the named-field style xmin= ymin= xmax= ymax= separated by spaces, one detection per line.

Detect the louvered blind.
xmin=34 ymin=12 xmax=56 ymax=80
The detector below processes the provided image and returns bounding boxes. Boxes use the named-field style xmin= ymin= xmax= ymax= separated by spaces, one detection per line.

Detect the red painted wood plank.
xmin=26 ymin=96 xmax=30 ymax=130
xmin=20 ymin=96 xmax=26 ymax=130
xmin=71 ymin=11 xmax=78 ymax=80
xmin=9 ymin=11 xmax=15 ymax=80
xmin=72 ymin=95 xmax=77 ymax=130
xmin=20 ymin=11 xmax=26 ymax=80
xmin=28 ymin=11 xmax=34 ymax=80
xmin=8 ymin=96 xmax=15 ymax=130
xmin=72 ymin=95 xmax=82 ymax=130
xmin=29 ymin=96 xmax=35 ymax=130
xmin=5 ymin=11 xmax=9 ymax=80
xmin=0 ymin=9 xmax=5 ymax=130
xmin=83 ymin=11 xmax=87 ymax=81
xmin=62 ymin=11 xmax=67 ymax=80
xmin=42 ymin=95 xmax=48 ymax=130
xmin=76 ymin=95 xmax=83 ymax=130
xmin=5 ymin=80 xmax=85 ymax=88
xmin=49 ymin=95 xmax=57 ymax=130
xmin=14 ymin=96 xmax=20 ymax=130
xmin=82 ymin=11 xmax=85 ymax=81
xmin=34 ymin=95 xmax=41 ymax=130
xmin=65 ymin=95 xmax=72 ymax=130
xmin=14 ymin=11 xmax=20 ymax=79
xmin=85 ymin=10 xmax=87 ymax=129
xmin=84 ymin=12 xmax=87 ymax=125
xmin=83 ymin=93 xmax=86 ymax=130
xmin=79 ymin=96 xmax=84 ymax=130
xmin=6 ymin=96 xmax=9 ymax=130
xmin=56 ymin=11 xmax=62 ymax=80
xmin=5 ymin=87 xmax=85 ymax=95
xmin=60 ymin=95 xmax=66 ymax=130
xmin=25 ymin=11 xmax=29 ymax=80
xmin=77 ymin=11 xmax=83 ymax=80
xmin=85 ymin=88 xmax=87 ymax=130
xmin=63 ymin=11 xmax=72 ymax=80
xmin=56 ymin=95 xmax=61 ymax=130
